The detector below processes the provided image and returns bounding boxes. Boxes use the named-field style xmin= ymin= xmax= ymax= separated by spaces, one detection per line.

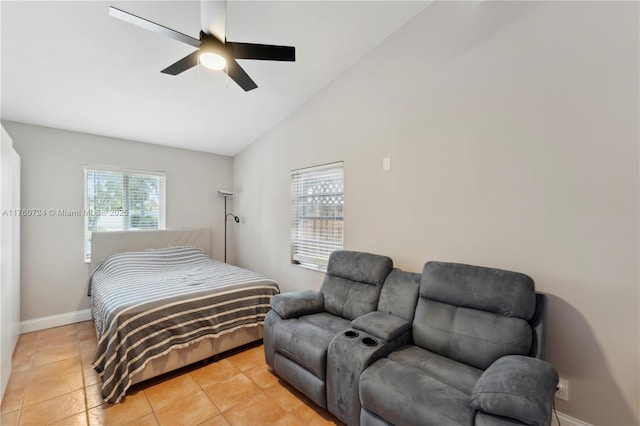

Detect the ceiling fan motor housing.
xmin=200 ymin=32 xmax=226 ymax=56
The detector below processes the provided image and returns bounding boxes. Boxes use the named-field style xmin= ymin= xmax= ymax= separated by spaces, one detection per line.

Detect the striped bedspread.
xmin=90 ymin=247 xmax=279 ymax=404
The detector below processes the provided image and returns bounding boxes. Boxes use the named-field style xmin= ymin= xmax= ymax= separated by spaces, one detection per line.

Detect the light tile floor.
xmin=0 ymin=321 xmax=343 ymax=426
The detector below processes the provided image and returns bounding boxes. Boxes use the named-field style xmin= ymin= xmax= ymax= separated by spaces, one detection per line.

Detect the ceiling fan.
xmin=109 ymin=1 xmax=296 ymax=91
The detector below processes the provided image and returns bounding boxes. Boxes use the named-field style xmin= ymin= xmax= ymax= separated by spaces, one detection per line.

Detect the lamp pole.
xmin=223 ymin=195 xmax=228 ymax=263
xmin=218 ymin=190 xmax=239 ymax=263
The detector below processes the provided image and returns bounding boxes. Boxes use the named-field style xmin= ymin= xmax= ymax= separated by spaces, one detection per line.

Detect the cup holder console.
xmin=344 ymin=331 xmax=378 ymax=347
xmin=361 ymin=337 xmax=378 ymax=347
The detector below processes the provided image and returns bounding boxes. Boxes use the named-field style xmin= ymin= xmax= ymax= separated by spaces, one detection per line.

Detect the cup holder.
xmin=344 ymin=330 xmax=359 ymax=338
xmin=361 ymin=337 xmax=378 ymax=347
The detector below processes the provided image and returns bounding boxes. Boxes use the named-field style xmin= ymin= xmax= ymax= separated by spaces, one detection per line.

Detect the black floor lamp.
xmin=218 ymin=190 xmax=239 ymax=263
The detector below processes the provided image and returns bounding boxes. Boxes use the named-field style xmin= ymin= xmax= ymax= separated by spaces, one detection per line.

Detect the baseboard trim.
xmin=20 ymin=309 xmax=92 ymax=334
xmin=553 ymin=411 xmax=593 ymax=426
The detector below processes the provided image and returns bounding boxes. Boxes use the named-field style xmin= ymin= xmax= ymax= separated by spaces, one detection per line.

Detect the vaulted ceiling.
xmin=1 ymin=1 xmax=429 ymax=156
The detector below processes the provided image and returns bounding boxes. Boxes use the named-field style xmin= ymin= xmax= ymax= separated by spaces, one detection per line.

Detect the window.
xmin=84 ymin=166 xmax=166 ymax=261
xmin=291 ymin=162 xmax=344 ymax=270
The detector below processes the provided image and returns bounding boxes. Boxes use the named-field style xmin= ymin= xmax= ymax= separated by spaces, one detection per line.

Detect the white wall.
xmin=1 ymin=121 xmax=234 ymax=327
xmin=233 ymin=2 xmax=639 ymax=425
xmin=0 ymin=125 xmax=21 ymax=402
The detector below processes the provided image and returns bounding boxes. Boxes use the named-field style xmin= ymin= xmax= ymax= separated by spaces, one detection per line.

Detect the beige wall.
xmin=2 ymin=121 xmax=234 ymax=322
xmin=233 ymin=2 xmax=639 ymax=425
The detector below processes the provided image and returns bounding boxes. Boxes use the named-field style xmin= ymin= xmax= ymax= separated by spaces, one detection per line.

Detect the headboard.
xmin=89 ymin=228 xmax=213 ymax=273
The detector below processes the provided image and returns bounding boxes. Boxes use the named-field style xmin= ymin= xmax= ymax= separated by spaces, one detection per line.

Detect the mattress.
xmin=90 ymin=246 xmax=279 ymax=403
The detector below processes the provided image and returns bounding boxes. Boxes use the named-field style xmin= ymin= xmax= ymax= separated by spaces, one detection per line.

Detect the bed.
xmin=88 ymin=228 xmax=279 ymax=404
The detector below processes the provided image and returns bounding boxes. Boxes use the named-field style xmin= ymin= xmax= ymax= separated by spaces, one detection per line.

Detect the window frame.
xmin=84 ymin=165 xmax=166 ymax=262
xmin=290 ymin=161 xmax=344 ymax=272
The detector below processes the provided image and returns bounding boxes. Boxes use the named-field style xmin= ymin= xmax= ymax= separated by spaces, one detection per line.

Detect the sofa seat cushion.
xmin=387 ymin=346 xmax=483 ymax=394
xmin=273 ymin=313 xmax=351 ymax=378
xmin=298 ymin=312 xmax=353 ymax=333
xmin=360 ymin=346 xmax=483 ymax=426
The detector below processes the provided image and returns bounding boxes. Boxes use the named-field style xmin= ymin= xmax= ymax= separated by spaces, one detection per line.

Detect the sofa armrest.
xmin=270 ymin=290 xmax=324 ymax=319
xmin=351 ymin=311 xmax=411 ymax=341
xmin=470 ymin=355 xmax=558 ymax=426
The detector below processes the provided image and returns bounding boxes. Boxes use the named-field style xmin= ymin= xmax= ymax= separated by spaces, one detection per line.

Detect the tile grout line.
xmin=140 ymin=389 xmax=157 ymax=425
xmin=17 ymin=326 xmax=86 ymax=425
xmin=10 ymin=325 xmax=338 ymax=426
xmin=78 ymin=328 xmax=91 ymax=426
xmin=190 ymin=370 xmax=227 ymax=425
xmin=14 ymin=331 xmax=39 ymax=426
xmin=13 ymin=331 xmax=37 ymax=425
xmin=190 ymin=357 xmax=269 ymax=425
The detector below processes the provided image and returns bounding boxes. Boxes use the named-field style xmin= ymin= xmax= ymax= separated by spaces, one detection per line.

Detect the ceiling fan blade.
xmin=226 ymin=42 xmax=296 ymax=61
xmin=161 ymin=51 xmax=200 ymax=75
xmin=227 ymin=59 xmax=258 ymax=92
xmin=201 ymin=1 xmax=226 ymax=43
xmin=109 ymin=6 xmax=201 ymax=48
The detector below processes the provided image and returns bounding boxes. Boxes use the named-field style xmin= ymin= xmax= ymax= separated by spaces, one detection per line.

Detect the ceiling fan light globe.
xmin=200 ymin=52 xmax=226 ymax=71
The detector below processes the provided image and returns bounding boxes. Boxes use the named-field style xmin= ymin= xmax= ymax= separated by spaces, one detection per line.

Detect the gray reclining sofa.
xmin=264 ymin=250 xmax=558 ymax=426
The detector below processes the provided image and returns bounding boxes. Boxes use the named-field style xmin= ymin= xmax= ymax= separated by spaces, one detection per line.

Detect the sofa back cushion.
xmin=320 ymin=250 xmax=393 ymax=320
xmin=413 ymin=261 xmax=536 ymax=370
xmin=378 ymin=269 xmax=421 ymax=322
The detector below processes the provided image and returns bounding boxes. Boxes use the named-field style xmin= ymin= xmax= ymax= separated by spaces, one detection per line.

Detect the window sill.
xmin=290 ymin=262 xmax=327 ymax=273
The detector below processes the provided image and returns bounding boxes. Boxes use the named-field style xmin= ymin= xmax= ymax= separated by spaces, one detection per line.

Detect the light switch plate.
xmin=383 ymin=157 xmax=391 ymax=171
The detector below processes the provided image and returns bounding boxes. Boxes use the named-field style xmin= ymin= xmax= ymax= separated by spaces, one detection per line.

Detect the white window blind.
xmin=291 ymin=162 xmax=344 ymax=270
xmin=84 ymin=166 xmax=166 ymax=261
